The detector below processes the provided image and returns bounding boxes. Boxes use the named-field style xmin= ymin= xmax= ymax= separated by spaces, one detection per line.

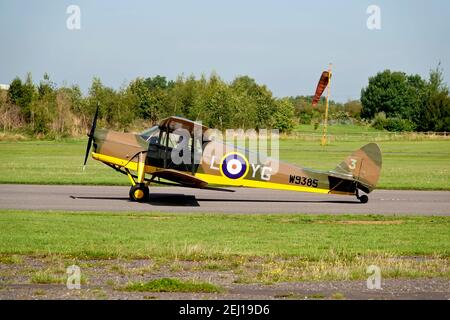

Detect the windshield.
xmin=140 ymin=125 xmax=160 ymax=142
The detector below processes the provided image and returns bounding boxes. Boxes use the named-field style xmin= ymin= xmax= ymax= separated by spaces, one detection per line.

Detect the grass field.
xmin=1 ymin=125 xmax=448 ymax=292
xmin=0 ymin=134 xmax=449 ymax=189
xmin=0 ymin=210 xmax=449 ymax=282
xmin=2 ymin=210 xmax=448 ymax=258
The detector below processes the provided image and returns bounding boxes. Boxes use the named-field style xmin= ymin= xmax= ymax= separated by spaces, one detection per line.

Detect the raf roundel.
xmin=220 ymin=152 xmax=249 ymax=180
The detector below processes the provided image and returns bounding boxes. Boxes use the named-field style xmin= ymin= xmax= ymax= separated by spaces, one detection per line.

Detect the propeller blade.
xmin=83 ymin=103 xmax=99 ymax=169
xmin=82 ymin=135 xmax=93 ymax=171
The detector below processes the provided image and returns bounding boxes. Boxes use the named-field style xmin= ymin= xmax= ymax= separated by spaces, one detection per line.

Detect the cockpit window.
xmin=140 ymin=125 xmax=160 ymax=143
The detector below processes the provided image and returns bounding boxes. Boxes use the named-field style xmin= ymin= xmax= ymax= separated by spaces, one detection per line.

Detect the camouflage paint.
xmin=89 ymin=116 xmax=382 ymax=197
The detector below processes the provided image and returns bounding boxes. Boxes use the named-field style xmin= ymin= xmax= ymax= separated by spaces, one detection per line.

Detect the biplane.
xmin=83 ymin=113 xmax=382 ymax=204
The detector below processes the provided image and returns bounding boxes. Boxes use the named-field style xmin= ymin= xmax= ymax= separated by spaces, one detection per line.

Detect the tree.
xmin=343 ymin=100 xmax=362 ymax=119
xmin=231 ymin=76 xmax=275 ymax=129
xmin=360 ymin=70 xmax=427 ymax=121
xmin=361 ymin=67 xmax=450 ymax=132
xmin=272 ymin=98 xmax=295 ymax=132
xmin=130 ymin=75 xmax=174 ymax=123
xmin=7 ymin=77 xmax=23 ymax=105
xmin=116 ymin=86 xmax=138 ymax=129
xmin=200 ymin=75 xmax=232 ymax=129
xmin=8 ymin=73 xmax=36 ymax=121
xmin=418 ymin=65 xmax=450 ymax=131
xmin=129 ymin=78 xmax=157 ymax=122
xmin=144 ymin=75 xmax=174 ymax=90
xmin=38 ymin=73 xmax=55 ymax=98
xmin=29 ymin=93 xmax=55 ymax=135
xmin=229 ymin=90 xmax=257 ymax=129
xmin=87 ymin=77 xmax=138 ymax=129
xmin=167 ymin=74 xmax=205 ymax=120
xmin=0 ymin=86 xmax=25 ymax=131
xmin=20 ymin=73 xmax=36 ymax=120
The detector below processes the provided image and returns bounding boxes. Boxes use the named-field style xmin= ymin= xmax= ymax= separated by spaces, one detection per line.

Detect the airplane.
xmin=82 ymin=110 xmax=382 ymax=204
xmin=82 ymin=70 xmax=381 ymax=204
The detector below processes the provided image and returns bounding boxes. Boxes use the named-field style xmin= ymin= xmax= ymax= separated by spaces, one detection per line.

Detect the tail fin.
xmin=333 ymin=143 xmax=382 ymax=193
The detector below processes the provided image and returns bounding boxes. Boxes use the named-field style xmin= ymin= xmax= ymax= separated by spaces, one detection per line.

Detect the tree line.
xmin=361 ymin=65 xmax=450 ymax=132
xmin=0 ymin=73 xmax=299 ymax=137
xmin=0 ymin=67 xmax=448 ymax=138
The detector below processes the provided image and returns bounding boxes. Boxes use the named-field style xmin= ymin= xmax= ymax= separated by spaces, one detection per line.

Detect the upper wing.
xmin=151 ymin=169 xmax=208 ymax=188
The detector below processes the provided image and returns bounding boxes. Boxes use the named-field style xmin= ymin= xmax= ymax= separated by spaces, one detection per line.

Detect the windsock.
xmin=312 ymin=71 xmax=331 ymax=106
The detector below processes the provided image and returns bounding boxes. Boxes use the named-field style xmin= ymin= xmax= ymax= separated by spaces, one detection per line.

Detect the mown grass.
xmin=123 ymin=278 xmax=222 ymax=293
xmin=0 ymin=210 xmax=448 ymax=282
xmin=0 ymin=210 xmax=450 ymax=283
xmin=0 ymin=210 xmax=449 ymax=259
xmin=0 ymin=139 xmax=116 ymax=185
xmin=0 ymin=130 xmax=448 ymax=189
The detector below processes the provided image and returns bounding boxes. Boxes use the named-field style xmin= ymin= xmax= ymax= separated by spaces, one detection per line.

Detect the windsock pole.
xmin=321 ymin=63 xmax=332 ymax=146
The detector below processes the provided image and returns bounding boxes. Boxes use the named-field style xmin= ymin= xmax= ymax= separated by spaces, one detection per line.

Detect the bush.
xmin=371 ymin=112 xmax=387 ymax=130
xmin=384 ymin=117 xmax=416 ymax=132
xmin=371 ymin=112 xmax=416 ymax=132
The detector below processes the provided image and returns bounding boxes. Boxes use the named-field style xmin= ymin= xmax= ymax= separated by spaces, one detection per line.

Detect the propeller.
xmin=83 ymin=103 xmax=99 ymax=170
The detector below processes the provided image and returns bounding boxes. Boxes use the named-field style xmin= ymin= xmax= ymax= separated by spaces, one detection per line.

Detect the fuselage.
xmin=91 ymin=126 xmax=361 ymax=196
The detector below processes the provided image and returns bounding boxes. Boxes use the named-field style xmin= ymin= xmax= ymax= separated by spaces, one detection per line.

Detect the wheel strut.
xmin=128 ymin=152 xmax=149 ymax=202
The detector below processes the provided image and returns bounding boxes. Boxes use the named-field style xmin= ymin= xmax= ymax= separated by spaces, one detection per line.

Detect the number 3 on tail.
xmin=349 ymin=158 xmax=357 ymax=170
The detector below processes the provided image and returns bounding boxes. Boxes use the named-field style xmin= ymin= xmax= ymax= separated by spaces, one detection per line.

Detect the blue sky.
xmin=0 ymin=0 xmax=449 ymax=102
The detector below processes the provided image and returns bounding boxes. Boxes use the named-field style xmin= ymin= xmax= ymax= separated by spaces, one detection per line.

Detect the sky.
xmin=0 ymin=0 xmax=449 ymax=102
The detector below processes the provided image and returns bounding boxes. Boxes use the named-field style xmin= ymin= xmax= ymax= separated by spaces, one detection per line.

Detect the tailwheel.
xmin=358 ymin=194 xmax=369 ymax=203
xmin=129 ymin=183 xmax=149 ymax=202
xmin=355 ymin=189 xmax=369 ymax=203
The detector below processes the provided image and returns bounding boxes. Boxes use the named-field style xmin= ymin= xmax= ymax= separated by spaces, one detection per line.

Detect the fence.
xmin=286 ymin=131 xmax=450 ymax=142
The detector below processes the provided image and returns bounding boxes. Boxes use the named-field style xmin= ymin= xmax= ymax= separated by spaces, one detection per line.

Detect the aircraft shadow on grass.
xmin=71 ymin=194 xmax=360 ymax=207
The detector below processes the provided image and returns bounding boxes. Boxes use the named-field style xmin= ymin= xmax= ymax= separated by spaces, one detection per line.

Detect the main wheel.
xmin=129 ymin=184 xmax=149 ymax=202
xmin=359 ymin=194 xmax=369 ymax=204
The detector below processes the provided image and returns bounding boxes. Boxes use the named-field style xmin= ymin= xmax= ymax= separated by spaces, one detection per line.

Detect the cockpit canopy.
xmin=140 ymin=116 xmax=210 ymax=145
xmin=139 ymin=116 xmax=210 ymax=171
xmin=158 ymin=116 xmax=209 ymax=134
xmin=140 ymin=125 xmax=160 ymax=143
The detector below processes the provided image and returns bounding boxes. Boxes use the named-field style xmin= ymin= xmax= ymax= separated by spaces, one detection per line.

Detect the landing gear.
xmin=356 ymin=190 xmax=369 ymax=203
xmin=126 ymin=152 xmax=149 ymax=202
xmin=129 ymin=183 xmax=149 ymax=202
xmin=358 ymin=194 xmax=369 ymax=203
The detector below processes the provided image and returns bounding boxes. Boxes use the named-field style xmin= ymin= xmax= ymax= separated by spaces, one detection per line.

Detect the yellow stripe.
xmin=92 ymin=152 xmax=157 ymax=174
xmin=92 ymin=152 xmax=350 ymax=196
xmin=195 ymin=173 xmax=331 ymax=194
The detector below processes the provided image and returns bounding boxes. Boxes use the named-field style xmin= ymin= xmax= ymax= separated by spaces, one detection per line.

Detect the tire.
xmin=359 ymin=194 xmax=369 ymax=204
xmin=129 ymin=184 xmax=149 ymax=202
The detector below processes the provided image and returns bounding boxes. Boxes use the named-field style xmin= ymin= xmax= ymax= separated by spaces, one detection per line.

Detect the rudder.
xmin=333 ymin=143 xmax=382 ymax=193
